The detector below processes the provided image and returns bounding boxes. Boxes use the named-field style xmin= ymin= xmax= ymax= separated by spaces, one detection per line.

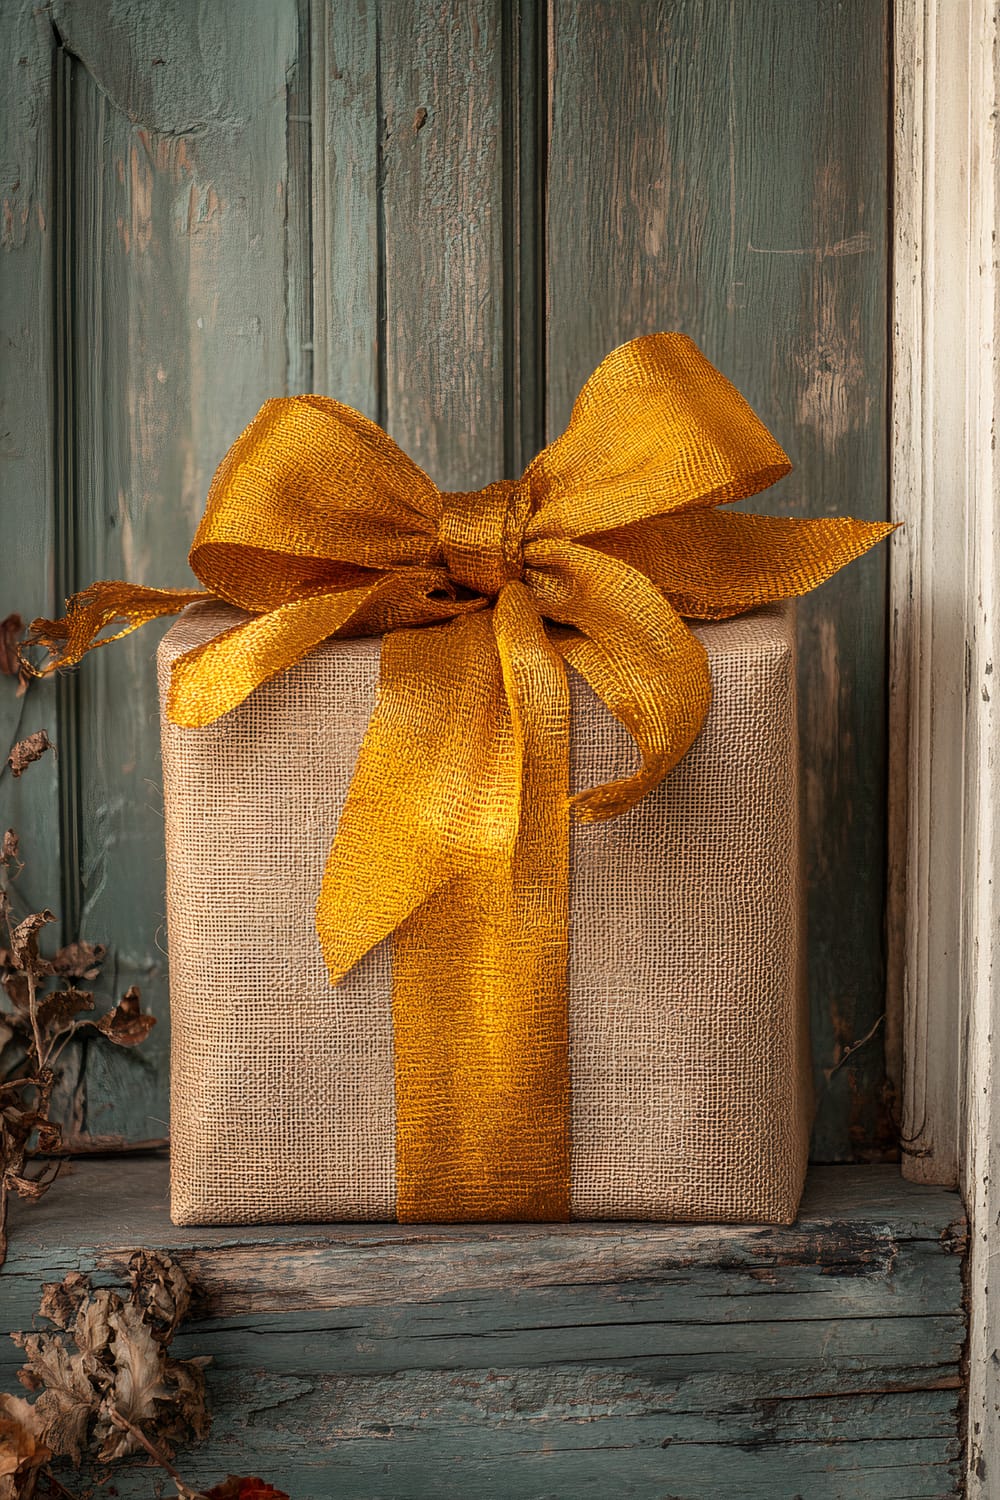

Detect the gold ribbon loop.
xmin=23 ymin=332 xmax=894 ymax=1221
xmin=523 ymin=334 xmax=792 ymax=542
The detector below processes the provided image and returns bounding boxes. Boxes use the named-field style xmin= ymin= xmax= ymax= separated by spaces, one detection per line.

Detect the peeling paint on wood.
xmin=0 ymin=4 xmax=952 ymax=1493
xmin=0 ymin=3 xmax=62 ymax=937
xmin=0 ymin=1161 xmax=967 ymax=1498
xmin=379 ymin=0 xmax=506 ymax=488
xmin=0 ymin=1 xmax=299 ymax=1140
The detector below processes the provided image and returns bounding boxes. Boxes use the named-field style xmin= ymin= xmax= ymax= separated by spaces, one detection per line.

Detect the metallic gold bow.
xmin=25 ymin=333 xmax=892 ymax=1222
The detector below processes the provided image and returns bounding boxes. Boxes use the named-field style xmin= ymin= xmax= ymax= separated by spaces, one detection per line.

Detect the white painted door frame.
xmin=891 ymin=0 xmax=998 ymax=1487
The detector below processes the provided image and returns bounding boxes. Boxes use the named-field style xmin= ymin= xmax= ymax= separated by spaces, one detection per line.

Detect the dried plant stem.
xmin=24 ymin=961 xmax=46 ymax=1069
xmin=106 ymin=1406 xmax=197 ymax=1494
xmin=40 ymin=1470 xmax=83 ymax=1500
xmin=0 ymin=830 xmax=156 ymax=1268
xmin=45 ymin=1028 xmax=80 ymax=1069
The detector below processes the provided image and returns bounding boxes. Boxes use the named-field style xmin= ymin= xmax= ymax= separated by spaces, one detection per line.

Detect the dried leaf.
xmin=3 ymin=1172 xmax=54 ymax=1203
xmin=128 ymin=1251 xmax=192 ymax=1342
xmin=9 ymin=913 xmax=55 ymax=974
xmin=2 ymin=971 xmax=29 ymax=1015
xmin=154 ymin=1355 xmax=211 ymax=1451
xmin=0 ymin=616 xmax=23 ymax=677
xmin=0 ymin=834 xmax=152 ymax=1274
xmin=5 ymin=1090 xmax=36 ymax=1126
xmin=92 ymin=1302 xmax=169 ymax=1462
xmin=90 ymin=988 xmax=155 ymax=1049
xmin=0 ymin=616 xmax=30 ymax=699
xmin=203 ymin=1480 xmax=291 ymax=1500
xmin=0 ymin=1393 xmax=51 ymax=1488
xmin=37 ymin=1274 xmax=89 ymax=1333
xmin=35 ymin=989 xmax=93 ymax=1037
xmin=12 ymin=1332 xmax=95 ymax=1465
xmin=49 ymin=942 xmax=105 ymax=983
xmin=70 ymin=1288 xmax=114 ymax=1365
xmin=6 ymin=734 xmax=53 ymax=780
xmin=32 ymin=1123 xmax=62 ymax=1157
xmin=9 ymin=1265 xmax=212 ymax=1494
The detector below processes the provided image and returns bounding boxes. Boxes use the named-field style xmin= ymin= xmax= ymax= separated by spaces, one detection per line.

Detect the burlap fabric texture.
xmin=159 ymin=597 xmax=811 ymax=1228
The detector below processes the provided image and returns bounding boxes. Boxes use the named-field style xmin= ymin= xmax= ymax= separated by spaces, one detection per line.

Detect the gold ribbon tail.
xmin=20 ymin=581 xmax=209 ymax=677
xmin=317 ymin=598 xmax=572 ymax=1221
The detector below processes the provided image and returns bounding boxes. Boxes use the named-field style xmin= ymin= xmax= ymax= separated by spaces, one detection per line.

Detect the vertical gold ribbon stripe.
xmin=391 ymin=589 xmax=571 ymax=1222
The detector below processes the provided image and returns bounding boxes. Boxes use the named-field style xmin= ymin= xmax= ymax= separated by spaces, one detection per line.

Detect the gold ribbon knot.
xmin=439 ymin=480 xmax=530 ymax=595
xmin=23 ymin=333 xmax=893 ymax=1222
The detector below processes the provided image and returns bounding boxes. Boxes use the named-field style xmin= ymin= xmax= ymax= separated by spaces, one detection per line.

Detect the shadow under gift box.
xmin=158 ymin=599 xmax=811 ymax=1228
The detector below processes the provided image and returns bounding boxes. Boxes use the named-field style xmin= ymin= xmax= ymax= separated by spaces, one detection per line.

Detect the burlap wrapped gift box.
xmin=159 ymin=597 xmax=811 ymax=1228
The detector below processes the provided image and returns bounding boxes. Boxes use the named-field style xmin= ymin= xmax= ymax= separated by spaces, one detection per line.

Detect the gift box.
xmin=159 ymin=597 xmax=811 ymax=1227
xmin=26 ymin=333 xmax=890 ymax=1229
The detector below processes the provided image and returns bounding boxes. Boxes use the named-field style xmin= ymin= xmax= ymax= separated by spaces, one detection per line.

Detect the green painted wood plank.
xmin=1 ymin=1162 xmax=965 ymax=1499
xmin=545 ymin=0 xmax=891 ymax=1163
xmin=177 ymin=1370 xmax=964 ymax=1444
xmin=0 ymin=8 xmax=90 ymax=1121
xmin=0 ymin=1159 xmax=962 ymax=1273
xmin=36 ymin=0 xmax=299 ymax=1140
xmin=310 ymin=0 xmax=379 ymax=410
xmin=0 ymin=9 xmax=63 ymax=938
xmin=378 ymin=0 xmax=507 ymax=488
xmin=56 ymin=1442 xmax=959 ymax=1500
xmin=6 ymin=0 xmax=895 ymax=1164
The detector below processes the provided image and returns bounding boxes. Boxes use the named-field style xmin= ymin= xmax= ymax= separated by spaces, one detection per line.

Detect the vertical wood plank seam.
xmin=374 ymin=0 xmax=387 ymax=433
xmin=522 ymin=0 xmax=547 ymax=469
xmin=48 ymin=20 xmax=89 ymax=1128
xmin=891 ymin=0 xmax=968 ymax=1184
xmin=307 ymin=0 xmax=328 ymax=397
xmin=500 ymin=0 xmax=518 ymax=478
xmin=285 ymin=0 xmax=315 ymax=394
xmin=50 ymin=24 xmax=82 ymax=953
xmin=501 ymin=0 xmax=548 ymax=478
xmin=884 ymin=0 xmax=906 ymax=1138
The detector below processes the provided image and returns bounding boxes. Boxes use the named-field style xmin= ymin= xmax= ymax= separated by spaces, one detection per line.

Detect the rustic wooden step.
xmin=1 ymin=1158 xmax=966 ymax=1499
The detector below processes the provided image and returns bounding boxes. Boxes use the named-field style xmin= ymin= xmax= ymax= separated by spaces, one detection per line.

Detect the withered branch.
xmin=0 ymin=826 xmax=156 ymax=1265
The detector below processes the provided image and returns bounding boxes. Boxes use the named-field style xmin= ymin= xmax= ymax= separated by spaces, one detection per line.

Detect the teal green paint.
xmin=310 ymin=0 xmax=380 ymax=412
xmin=0 ymin=5 xmax=63 ymax=934
xmin=0 ymin=5 xmax=938 ymax=1488
xmin=0 ymin=7 xmax=90 ymax=1123
xmin=379 ymin=0 xmax=508 ymax=489
xmin=0 ymin=1 xmax=300 ymax=1139
xmin=65 ymin=0 xmax=298 ymax=1139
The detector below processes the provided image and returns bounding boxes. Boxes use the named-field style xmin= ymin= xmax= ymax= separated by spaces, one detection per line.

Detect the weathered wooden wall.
xmin=0 ymin=0 xmax=889 ymax=1159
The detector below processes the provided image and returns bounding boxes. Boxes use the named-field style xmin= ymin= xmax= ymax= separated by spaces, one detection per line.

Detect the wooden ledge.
xmin=0 ymin=1160 xmax=968 ymax=1499
xmin=1 ymin=1156 xmax=966 ymax=1303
